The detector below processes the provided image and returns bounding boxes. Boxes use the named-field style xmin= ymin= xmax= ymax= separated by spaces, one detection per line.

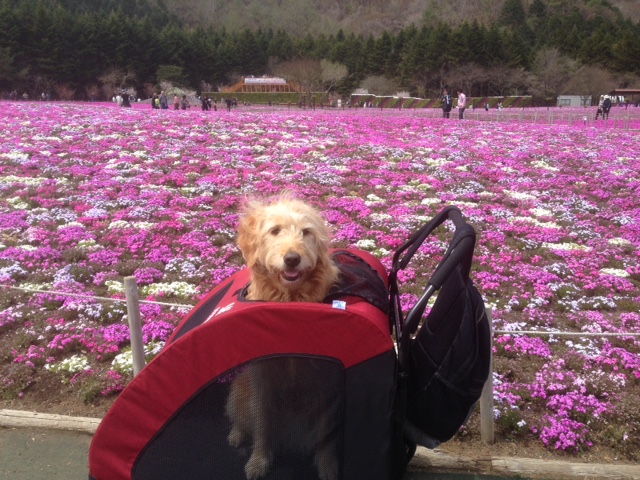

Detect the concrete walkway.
xmin=0 ymin=426 xmax=91 ymax=479
xmin=0 ymin=426 xmax=516 ymax=480
xmin=2 ymin=410 xmax=639 ymax=480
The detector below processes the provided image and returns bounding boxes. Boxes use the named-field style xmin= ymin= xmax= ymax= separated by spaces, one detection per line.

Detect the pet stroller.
xmin=88 ymin=206 xmax=490 ymax=480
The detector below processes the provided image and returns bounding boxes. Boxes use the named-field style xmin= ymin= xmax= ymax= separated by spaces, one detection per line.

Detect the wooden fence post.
xmin=124 ymin=276 xmax=146 ymax=376
xmin=480 ymin=306 xmax=495 ymax=444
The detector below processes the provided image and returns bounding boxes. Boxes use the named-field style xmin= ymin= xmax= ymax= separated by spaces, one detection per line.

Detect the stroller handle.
xmin=389 ymin=206 xmax=477 ymax=370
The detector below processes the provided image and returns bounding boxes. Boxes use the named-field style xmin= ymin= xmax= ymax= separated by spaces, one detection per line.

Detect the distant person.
xmin=457 ymin=89 xmax=467 ymax=119
xmin=602 ymin=96 xmax=612 ymax=119
xmin=174 ymin=94 xmax=180 ymax=110
xmin=441 ymin=89 xmax=452 ymax=118
xmin=180 ymin=95 xmax=189 ymax=110
xmin=159 ymin=91 xmax=168 ymax=109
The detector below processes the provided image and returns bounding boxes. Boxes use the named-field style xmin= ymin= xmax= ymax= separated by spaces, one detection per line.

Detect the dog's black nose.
xmin=284 ymin=252 xmax=301 ymax=267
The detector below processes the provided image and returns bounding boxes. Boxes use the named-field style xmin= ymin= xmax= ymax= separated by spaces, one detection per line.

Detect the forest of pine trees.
xmin=1 ymin=0 xmax=639 ymax=102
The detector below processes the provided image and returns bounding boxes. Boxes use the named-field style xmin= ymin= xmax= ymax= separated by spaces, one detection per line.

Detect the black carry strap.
xmin=389 ymin=205 xmax=476 ymax=373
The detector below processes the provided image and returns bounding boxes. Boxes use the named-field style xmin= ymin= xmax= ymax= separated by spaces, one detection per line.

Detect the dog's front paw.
xmin=245 ymin=451 xmax=271 ymax=480
xmin=316 ymin=450 xmax=339 ymax=480
xmin=227 ymin=426 xmax=246 ymax=448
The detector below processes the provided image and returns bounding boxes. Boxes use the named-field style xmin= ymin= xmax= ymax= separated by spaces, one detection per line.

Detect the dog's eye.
xmin=269 ymin=226 xmax=281 ymax=236
xmin=302 ymin=228 xmax=312 ymax=236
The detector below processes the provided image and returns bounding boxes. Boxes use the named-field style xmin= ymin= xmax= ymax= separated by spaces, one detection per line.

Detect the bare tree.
xmin=446 ymin=63 xmax=488 ymax=96
xmin=98 ymin=67 xmax=137 ymax=94
xmin=320 ymin=59 xmax=348 ymax=94
xmin=143 ymin=83 xmax=157 ymax=99
xmin=359 ymin=75 xmax=399 ymax=95
xmin=30 ymin=75 xmax=55 ymax=99
xmin=563 ymin=64 xmax=616 ymax=106
xmin=484 ymin=65 xmax=529 ymax=96
xmin=85 ymin=84 xmax=101 ymax=101
xmin=274 ymin=58 xmax=323 ymax=103
xmin=99 ymin=68 xmax=123 ymax=100
xmin=528 ymin=47 xmax=576 ymax=101
xmin=54 ymin=84 xmax=76 ymax=101
xmin=200 ymin=80 xmax=213 ymax=94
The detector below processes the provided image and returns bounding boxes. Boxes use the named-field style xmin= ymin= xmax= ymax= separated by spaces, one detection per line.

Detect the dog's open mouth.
xmin=281 ymin=268 xmax=302 ymax=283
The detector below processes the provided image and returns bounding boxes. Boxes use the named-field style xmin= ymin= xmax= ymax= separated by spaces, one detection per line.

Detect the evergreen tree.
xmin=296 ymin=33 xmax=316 ymax=58
xmin=611 ymin=29 xmax=640 ymax=74
xmin=530 ymin=0 xmax=547 ymax=19
xmin=267 ymin=29 xmax=295 ymax=61
xmin=499 ymin=0 xmax=526 ymax=28
xmin=368 ymin=31 xmax=393 ymax=76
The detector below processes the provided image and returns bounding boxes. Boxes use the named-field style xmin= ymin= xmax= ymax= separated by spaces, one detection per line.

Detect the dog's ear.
xmin=237 ymin=201 xmax=261 ymax=267
xmin=307 ymin=205 xmax=333 ymax=258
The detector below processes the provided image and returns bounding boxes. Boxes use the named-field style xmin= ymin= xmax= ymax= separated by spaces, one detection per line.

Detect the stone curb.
xmin=2 ymin=409 xmax=639 ymax=479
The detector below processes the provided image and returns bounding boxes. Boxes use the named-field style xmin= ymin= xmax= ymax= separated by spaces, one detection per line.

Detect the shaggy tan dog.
xmin=236 ymin=194 xmax=339 ymax=302
xmin=227 ymin=194 xmax=342 ymax=480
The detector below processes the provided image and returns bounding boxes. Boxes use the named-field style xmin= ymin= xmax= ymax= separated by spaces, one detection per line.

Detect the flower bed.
xmin=1 ymin=101 xmax=639 ymax=458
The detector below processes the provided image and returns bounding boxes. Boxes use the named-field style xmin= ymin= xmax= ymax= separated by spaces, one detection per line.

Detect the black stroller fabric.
xmin=389 ymin=206 xmax=492 ymax=456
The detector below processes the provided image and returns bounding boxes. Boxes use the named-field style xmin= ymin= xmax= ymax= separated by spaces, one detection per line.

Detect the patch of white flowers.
xmin=599 ymin=268 xmax=629 ymax=278
xmin=503 ymin=190 xmax=537 ymax=201
xmin=542 ymin=242 xmax=591 ymax=252
xmin=108 ymin=220 xmax=130 ymax=229
xmin=105 ymin=280 xmax=125 ymax=294
xmin=369 ymin=213 xmax=393 ymax=224
xmin=132 ymin=221 xmax=155 ymax=230
xmin=532 ymin=160 xmax=559 ymax=171
xmin=45 ymin=354 xmax=91 ymax=375
xmin=6 ymin=197 xmax=29 ymax=209
xmin=111 ymin=341 xmax=165 ymax=375
xmin=140 ymin=281 xmax=197 ymax=298
xmin=511 ymin=216 xmax=560 ymax=229
xmin=353 ymin=239 xmax=390 ymax=258
xmin=364 ymin=194 xmax=384 ymax=206
xmin=355 ymin=239 xmax=376 ymax=250
xmin=608 ymin=237 xmax=633 ymax=247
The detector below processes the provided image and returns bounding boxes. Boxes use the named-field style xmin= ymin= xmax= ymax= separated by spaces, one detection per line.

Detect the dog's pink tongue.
xmin=283 ymin=269 xmax=300 ymax=281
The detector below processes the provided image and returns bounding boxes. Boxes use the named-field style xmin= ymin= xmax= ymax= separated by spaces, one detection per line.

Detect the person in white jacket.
xmin=457 ymin=89 xmax=467 ymax=119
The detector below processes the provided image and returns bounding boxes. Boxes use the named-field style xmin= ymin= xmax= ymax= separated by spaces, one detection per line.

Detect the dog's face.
xmin=237 ymin=197 xmax=332 ymax=293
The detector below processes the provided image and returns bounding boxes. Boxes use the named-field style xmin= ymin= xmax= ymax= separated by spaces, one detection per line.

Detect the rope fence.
xmin=2 ymin=279 xmax=639 ymax=444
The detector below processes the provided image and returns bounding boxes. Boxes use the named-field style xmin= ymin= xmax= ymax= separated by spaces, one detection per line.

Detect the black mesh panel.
xmin=324 ymin=250 xmax=389 ymax=314
xmin=133 ymin=356 xmax=344 ymax=480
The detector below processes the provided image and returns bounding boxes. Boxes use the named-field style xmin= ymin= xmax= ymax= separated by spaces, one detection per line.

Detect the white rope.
xmin=494 ymin=329 xmax=640 ymax=338
xmin=1 ymin=284 xmax=192 ymax=309
xmin=3 ymin=283 xmax=639 ymax=339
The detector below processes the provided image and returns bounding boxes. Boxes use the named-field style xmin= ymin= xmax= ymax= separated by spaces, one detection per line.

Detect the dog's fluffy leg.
xmin=314 ymin=414 xmax=339 ymax=480
xmin=226 ymin=370 xmax=251 ymax=448
xmin=244 ymin=367 xmax=272 ymax=480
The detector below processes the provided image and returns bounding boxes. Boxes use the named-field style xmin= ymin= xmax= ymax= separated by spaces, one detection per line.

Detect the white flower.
xmin=45 ymin=354 xmax=91 ymax=374
xmin=140 ymin=281 xmax=197 ymax=298
xmin=532 ymin=160 xmax=558 ymax=171
xmin=354 ymin=239 xmax=377 ymax=250
xmin=608 ymin=238 xmax=633 ymax=247
xmin=108 ymin=220 xmax=130 ymax=229
xmin=106 ymin=280 xmax=125 ymax=294
xmin=599 ymin=268 xmax=630 ymax=278
xmin=542 ymin=242 xmax=591 ymax=252
xmin=132 ymin=221 xmax=155 ymax=230
xmin=504 ymin=190 xmax=536 ymax=201
xmin=111 ymin=341 xmax=166 ymax=375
